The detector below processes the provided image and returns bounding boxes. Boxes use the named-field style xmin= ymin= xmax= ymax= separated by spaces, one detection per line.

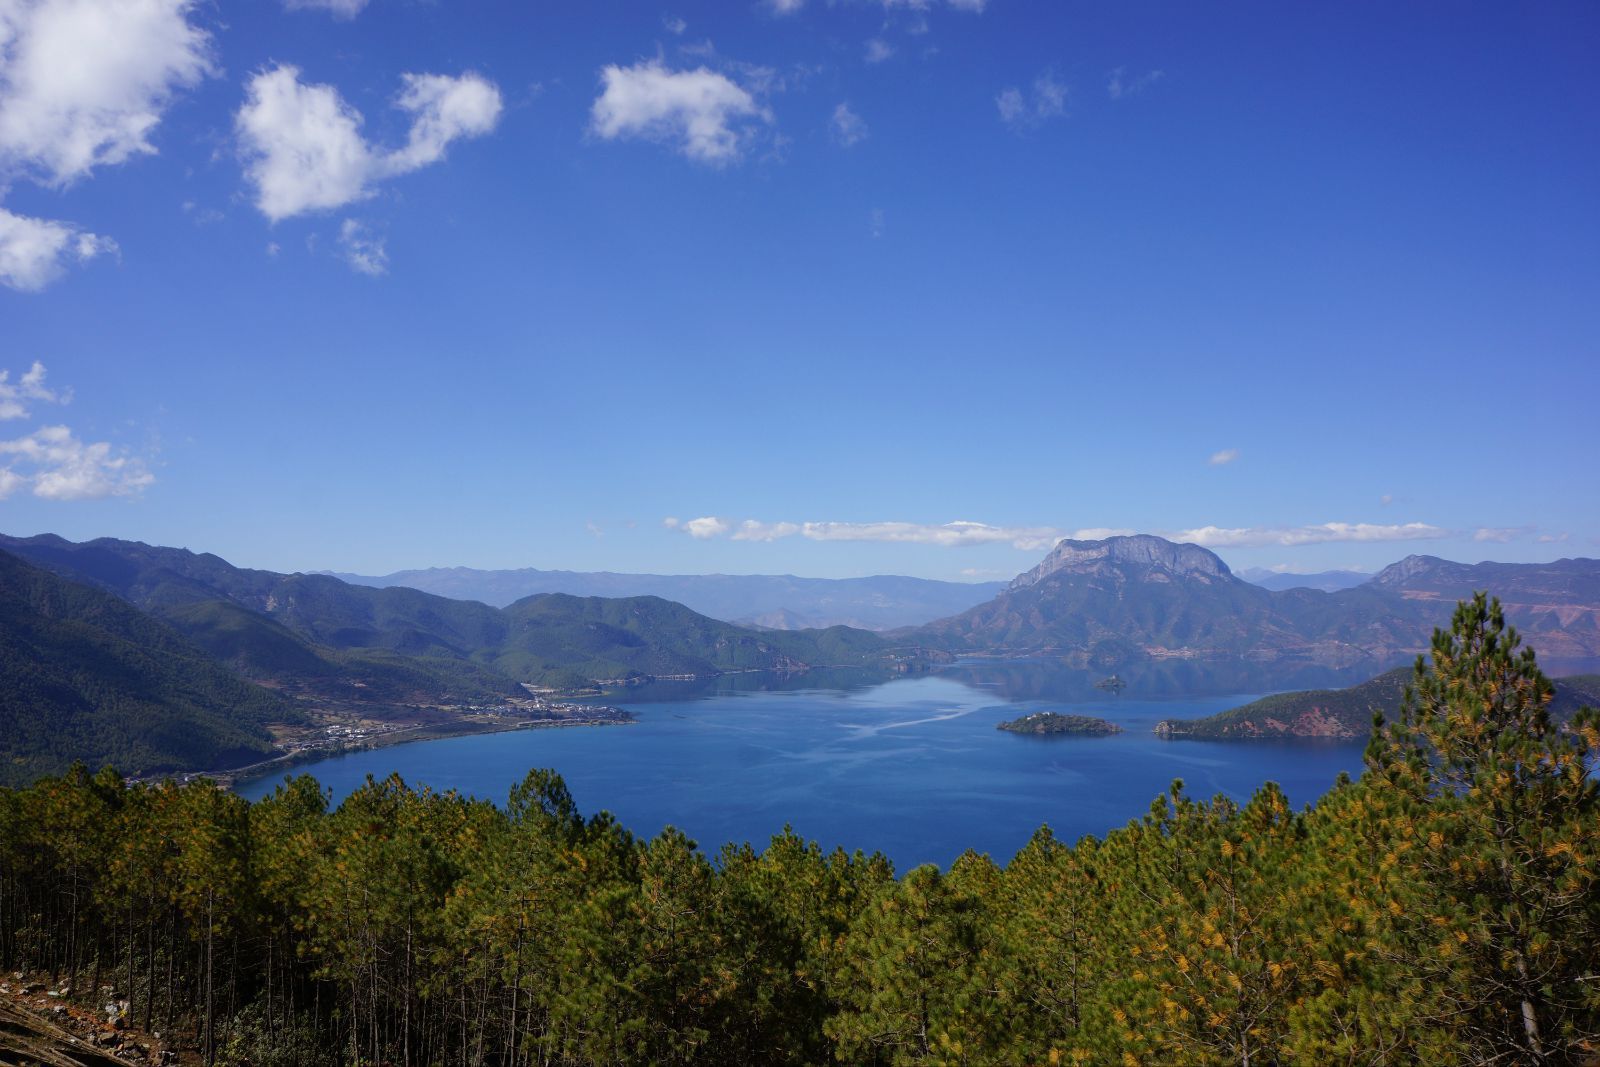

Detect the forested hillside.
xmin=0 ymin=550 xmax=298 ymax=786
xmin=0 ymin=534 xmax=889 ymax=695
xmin=2 ymin=596 xmax=1595 ymax=1064
xmin=1157 ymin=666 xmax=1600 ymax=739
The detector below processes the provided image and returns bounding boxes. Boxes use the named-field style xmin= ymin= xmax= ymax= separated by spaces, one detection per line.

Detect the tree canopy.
xmin=1 ymin=593 xmax=1595 ymax=1065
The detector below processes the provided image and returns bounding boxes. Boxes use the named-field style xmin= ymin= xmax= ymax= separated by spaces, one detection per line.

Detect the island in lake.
xmin=996 ymin=711 xmax=1123 ymax=736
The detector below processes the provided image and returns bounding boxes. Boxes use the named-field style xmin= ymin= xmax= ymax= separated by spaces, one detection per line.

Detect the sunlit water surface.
xmin=238 ymin=666 xmax=1372 ymax=869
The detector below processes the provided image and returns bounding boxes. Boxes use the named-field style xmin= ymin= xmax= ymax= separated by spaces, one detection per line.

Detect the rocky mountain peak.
xmin=1371 ymin=554 xmax=1446 ymax=587
xmin=1009 ymin=534 xmax=1233 ymax=590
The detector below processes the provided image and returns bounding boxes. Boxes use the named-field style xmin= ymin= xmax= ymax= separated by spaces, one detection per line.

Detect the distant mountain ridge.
xmin=1367 ymin=554 xmax=1600 ymax=661
xmin=1237 ymin=568 xmax=1372 ymax=593
xmin=328 ymin=565 xmax=1004 ymax=630
xmin=0 ymin=534 xmax=892 ymax=698
xmin=910 ymin=535 xmax=1600 ymax=670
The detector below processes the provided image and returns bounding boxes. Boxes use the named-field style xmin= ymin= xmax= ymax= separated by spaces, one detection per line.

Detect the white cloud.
xmin=831 ymin=102 xmax=868 ymax=147
xmin=671 ymin=517 xmax=1064 ymax=550
xmin=662 ymin=14 xmax=687 ymax=34
xmin=995 ymin=87 xmax=1026 ymax=126
xmin=869 ymin=207 xmax=885 ymax=238
xmin=0 ymin=424 xmax=152 ymax=500
xmin=236 ymin=67 xmax=374 ymax=220
xmin=878 ymin=0 xmax=986 ymax=10
xmin=282 ymin=0 xmax=368 ymax=19
xmin=997 ymin=72 xmax=1067 ymax=131
xmin=1208 ymin=448 xmax=1239 ymax=466
xmin=0 ymin=0 xmax=206 ymax=290
xmin=1379 ymin=493 xmax=1394 ymax=506
xmin=665 ymin=516 xmax=1462 ymax=554
xmin=805 ymin=521 xmax=1064 ymax=550
xmin=338 ymin=218 xmax=387 ymax=276
xmin=1538 ymin=532 xmax=1569 ymax=544
xmin=765 ymin=0 xmax=804 ymax=13
xmin=864 ymin=38 xmax=895 ymax=64
xmin=1173 ymin=522 xmax=1449 ymax=549
xmin=383 ymin=72 xmax=503 ymax=175
xmin=1107 ymin=67 xmax=1163 ymax=101
xmin=0 ymin=359 xmax=67 ymax=419
xmin=1067 ymin=527 xmax=1137 ymax=541
xmin=237 ymin=65 xmax=503 ymax=221
xmin=0 ymin=206 xmax=116 ymax=290
xmin=681 ymin=516 xmax=730 ymax=539
xmin=0 ymin=0 xmax=214 ymax=186
xmin=731 ymin=520 xmax=801 ymax=542
xmin=1034 ymin=74 xmax=1067 ymax=116
xmin=589 ymin=60 xmax=768 ymax=165
xmin=1473 ymin=526 xmax=1532 ymax=543
xmin=181 ymin=200 xmax=223 ymax=226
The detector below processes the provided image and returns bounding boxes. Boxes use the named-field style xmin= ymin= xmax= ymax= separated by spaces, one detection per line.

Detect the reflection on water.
xmin=932 ymin=657 xmax=1388 ymax=703
xmin=241 ymin=660 xmax=1396 ymax=870
xmin=594 ymin=655 xmax=1600 ymax=709
xmin=595 ymin=665 xmax=893 ymax=703
xmin=598 ymin=658 xmax=1406 ymax=708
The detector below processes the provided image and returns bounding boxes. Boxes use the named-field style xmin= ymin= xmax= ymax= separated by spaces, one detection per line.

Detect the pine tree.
xmin=1365 ymin=592 xmax=1600 ymax=1062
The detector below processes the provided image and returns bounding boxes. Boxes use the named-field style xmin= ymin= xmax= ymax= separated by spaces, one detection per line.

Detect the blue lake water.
xmin=237 ymin=668 xmax=1369 ymax=870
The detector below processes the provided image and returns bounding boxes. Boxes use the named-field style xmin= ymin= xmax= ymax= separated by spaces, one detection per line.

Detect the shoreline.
xmin=204 ymin=713 xmax=636 ymax=793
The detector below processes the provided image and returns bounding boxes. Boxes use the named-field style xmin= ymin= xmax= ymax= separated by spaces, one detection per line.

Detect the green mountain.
xmin=485 ymin=593 xmax=892 ymax=685
xmin=910 ymin=535 xmax=1600 ymax=671
xmin=0 ymin=534 xmax=888 ymax=692
xmin=0 ymin=534 xmax=524 ymax=704
xmin=0 ymin=549 xmax=299 ymax=786
xmin=1154 ymin=667 xmax=1600 ymax=739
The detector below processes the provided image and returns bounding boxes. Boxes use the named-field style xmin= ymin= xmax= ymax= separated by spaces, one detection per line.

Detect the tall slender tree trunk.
xmin=204 ymin=889 xmax=215 ymax=1067
xmin=1515 ymin=951 xmax=1544 ymax=1061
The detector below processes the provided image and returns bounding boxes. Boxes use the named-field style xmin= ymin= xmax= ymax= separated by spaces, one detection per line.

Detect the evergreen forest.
xmin=2 ymin=595 xmax=1596 ymax=1065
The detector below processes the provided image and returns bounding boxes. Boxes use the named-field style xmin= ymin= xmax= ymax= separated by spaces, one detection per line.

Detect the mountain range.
xmin=328 ymin=566 xmax=1005 ymax=630
xmin=1236 ymin=567 xmax=1372 ymax=592
xmin=906 ymin=535 xmax=1600 ymax=671
xmin=4 ymin=529 xmax=1599 ymax=785
xmin=330 ymin=563 xmax=1402 ymax=622
xmin=0 ymin=534 xmax=895 ymax=700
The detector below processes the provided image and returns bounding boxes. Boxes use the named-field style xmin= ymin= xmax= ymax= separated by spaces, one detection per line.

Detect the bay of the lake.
xmin=237 ymin=669 xmax=1368 ymax=870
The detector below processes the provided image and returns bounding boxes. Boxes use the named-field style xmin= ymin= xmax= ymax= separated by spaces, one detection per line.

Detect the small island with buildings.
xmin=996 ymin=711 xmax=1123 ymax=737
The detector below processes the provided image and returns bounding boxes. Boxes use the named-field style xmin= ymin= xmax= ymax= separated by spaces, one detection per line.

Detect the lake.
xmin=237 ymin=664 xmax=1371 ymax=870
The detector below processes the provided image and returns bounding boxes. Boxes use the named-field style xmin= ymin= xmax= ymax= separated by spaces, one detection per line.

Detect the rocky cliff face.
xmin=1371 ymin=555 xmax=1447 ymax=587
xmin=1010 ymin=534 xmax=1232 ymax=590
xmin=915 ymin=534 xmax=1298 ymax=665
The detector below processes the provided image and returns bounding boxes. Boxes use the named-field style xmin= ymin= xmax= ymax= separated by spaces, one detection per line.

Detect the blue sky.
xmin=1 ymin=0 xmax=1596 ymax=582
